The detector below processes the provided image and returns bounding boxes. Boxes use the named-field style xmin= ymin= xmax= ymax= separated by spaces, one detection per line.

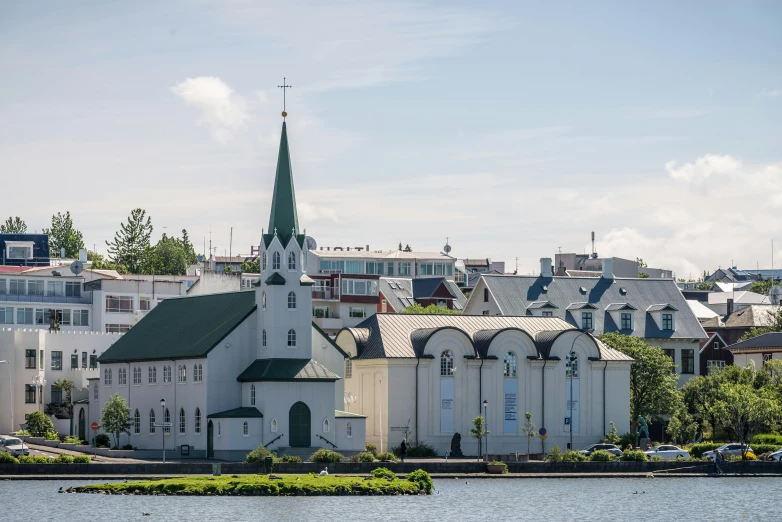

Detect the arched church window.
xmin=346 ymin=422 xmax=352 ymax=437
xmin=323 ymin=419 xmax=330 ymax=433
xmin=262 ymin=329 xmax=267 ymax=348
xmin=262 ymin=251 xmax=267 ymax=271
xmin=288 ymin=251 xmax=296 ymax=270
xmin=133 ymin=409 xmax=140 ymax=434
xmin=195 ymin=408 xmax=201 ymax=434
xmin=271 ymin=418 xmax=278 ymax=432
xmin=287 ymin=291 xmax=296 ymax=310
xmin=243 ymin=421 xmax=249 ymax=436
xmin=164 ymin=408 xmax=171 ymax=434
xmin=440 ymin=350 xmax=454 ymax=376
xmin=272 ymin=252 xmax=280 ymax=270
xmin=250 ymin=384 xmax=256 ymax=406
xmin=149 ymin=409 xmax=156 ymax=434
xmin=287 ymin=329 xmax=296 ymax=347
xmin=504 ymin=352 xmax=517 ymax=377
xmin=179 ymin=408 xmax=186 ymax=434
xmin=262 ymin=292 xmax=266 ymax=310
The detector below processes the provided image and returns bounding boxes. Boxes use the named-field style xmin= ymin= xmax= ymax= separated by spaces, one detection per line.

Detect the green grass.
xmin=66 ymin=472 xmax=433 ymax=496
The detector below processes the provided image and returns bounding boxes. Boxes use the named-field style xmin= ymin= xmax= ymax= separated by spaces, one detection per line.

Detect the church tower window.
xmin=566 ymin=352 xmax=579 ymax=433
xmin=440 ymin=350 xmax=454 ymax=376
xmin=262 ymin=329 xmax=267 ymax=348
xmin=271 ymin=419 xmax=278 ymax=432
xmin=287 ymin=291 xmax=296 ymax=310
xmin=287 ymin=329 xmax=297 ymax=347
xmin=346 ymin=422 xmax=352 ymax=437
xmin=262 ymin=292 xmax=267 ymax=310
xmin=262 ymin=251 xmax=267 ymax=271
xmin=504 ymin=352 xmax=517 ymax=377
xmin=345 ymin=359 xmax=352 ymax=378
xmin=288 ymin=251 xmax=296 ymax=270
xmin=272 ymin=252 xmax=280 ymax=270
xmin=250 ymin=384 xmax=256 ymax=406
xmin=323 ymin=419 xmax=330 ymax=432
xmin=243 ymin=421 xmax=249 ymax=436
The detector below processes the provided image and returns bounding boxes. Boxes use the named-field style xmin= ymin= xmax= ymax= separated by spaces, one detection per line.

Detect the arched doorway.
xmin=207 ymin=420 xmax=214 ymax=458
xmin=78 ymin=408 xmax=86 ymax=441
xmin=289 ymin=402 xmax=311 ymax=447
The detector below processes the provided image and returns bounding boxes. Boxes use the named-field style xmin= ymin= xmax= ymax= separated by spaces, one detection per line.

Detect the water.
xmin=1 ymin=477 xmax=780 ymax=521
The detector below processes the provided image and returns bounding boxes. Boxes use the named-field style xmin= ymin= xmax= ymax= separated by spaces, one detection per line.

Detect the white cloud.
xmin=665 ymin=154 xmax=741 ymax=182
xmin=761 ymin=88 xmax=782 ymax=97
xmin=170 ymin=77 xmax=249 ymax=143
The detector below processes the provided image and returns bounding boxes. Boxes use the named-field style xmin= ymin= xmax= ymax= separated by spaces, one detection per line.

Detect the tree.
xmin=599 ymin=333 xmax=680 ymax=437
xmin=53 ymin=378 xmax=75 ymax=403
xmin=712 ymin=382 xmax=781 ymax=459
xmin=681 ymin=375 xmax=721 ymax=438
xmin=87 ymin=250 xmax=126 ymax=273
xmin=241 ymin=258 xmax=260 ymax=273
xmin=145 ymin=234 xmax=190 ymax=275
xmin=740 ymin=308 xmax=782 ymax=341
xmin=666 ymin=406 xmax=698 ymax=445
xmin=26 ymin=410 xmax=54 ymax=436
xmin=749 ymin=279 xmax=780 ymax=296
xmin=694 ymin=282 xmax=712 ymax=291
xmin=403 ymin=244 xmax=412 ymax=252
xmin=42 ymin=211 xmax=85 ymax=258
xmin=638 ymin=273 xmax=649 ymax=278
xmin=180 ymin=229 xmax=198 ymax=265
xmin=636 ymin=258 xmax=648 ymax=268
xmin=100 ymin=393 xmax=132 ymax=449
xmin=106 ymin=208 xmax=153 ymax=274
xmin=0 ymin=216 xmax=27 ymax=233
xmin=469 ymin=415 xmax=489 ymax=461
xmin=402 ymin=303 xmax=461 ymax=315
xmin=521 ymin=412 xmax=536 ymax=455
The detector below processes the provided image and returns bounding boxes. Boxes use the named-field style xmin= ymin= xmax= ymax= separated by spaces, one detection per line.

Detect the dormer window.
xmin=6 ymin=241 xmax=33 ymax=260
xmin=646 ymin=304 xmax=677 ymax=332
xmin=581 ymin=312 xmax=593 ymax=330
xmin=662 ymin=313 xmax=673 ymax=331
xmin=620 ymin=313 xmax=632 ymax=330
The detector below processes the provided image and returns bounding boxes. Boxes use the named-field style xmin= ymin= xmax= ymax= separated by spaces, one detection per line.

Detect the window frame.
xmin=51 ymin=351 xmax=63 ymax=371
xmin=581 ymin=312 xmax=593 ymax=330
xmin=503 ymin=352 xmax=517 ymax=377
xmin=287 ymin=329 xmax=297 ymax=347
xmin=681 ymin=349 xmax=695 ymax=374
xmin=440 ymin=350 xmax=454 ymax=376
xmin=287 ymin=291 xmax=297 ymax=310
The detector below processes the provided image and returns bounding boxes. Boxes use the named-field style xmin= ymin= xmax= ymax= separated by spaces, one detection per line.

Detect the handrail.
xmin=264 ymin=434 xmax=283 ymax=448
xmin=317 ymin=434 xmax=338 ymax=449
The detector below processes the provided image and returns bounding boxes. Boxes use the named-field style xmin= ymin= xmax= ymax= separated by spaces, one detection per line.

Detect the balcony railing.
xmin=313 ymin=309 xmax=340 ymax=319
xmin=0 ymin=292 xmax=92 ymax=305
xmin=312 ymin=288 xmax=340 ymax=300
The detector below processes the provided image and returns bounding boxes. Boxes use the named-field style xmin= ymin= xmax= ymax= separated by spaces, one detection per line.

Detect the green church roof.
xmin=266 ymin=121 xmax=300 ymax=247
xmin=97 ymin=291 xmax=256 ymax=363
xmin=237 ymin=358 xmax=340 ymax=382
xmin=208 ymin=407 xmax=264 ymax=419
xmin=265 ymin=272 xmax=286 ymax=285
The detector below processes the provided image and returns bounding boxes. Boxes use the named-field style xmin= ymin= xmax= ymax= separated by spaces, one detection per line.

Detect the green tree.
xmin=42 ymin=211 xmax=85 ymax=258
xmin=87 ymin=250 xmax=127 ymax=273
xmin=638 ymin=273 xmax=649 ymax=278
xmin=100 ymin=393 xmax=132 ymax=449
xmin=740 ymin=308 xmax=782 ymax=341
xmin=712 ymin=382 xmax=781 ymax=459
xmin=636 ymin=258 xmax=647 ymax=268
xmin=403 ymin=244 xmax=412 ymax=252
xmin=402 ymin=303 xmax=461 ymax=315
xmin=681 ymin=375 xmax=721 ymax=438
xmin=106 ymin=208 xmax=153 ymax=274
xmin=26 ymin=410 xmax=54 ymax=436
xmin=180 ymin=229 xmax=198 ymax=265
xmin=241 ymin=258 xmax=260 ymax=273
xmin=599 ymin=333 xmax=681 ymax=437
xmin=521 ymin=412 xmax=536 ymax=455
xmin=145 ymin=234 xmax=190 ymax=275
xmin=469 ymin=415 xmax=489 ymax=461
xmin=749 ymin=279 xmax=780 ymax=296
xmin=694 ymin=282 xmax=712 ymax=290
xmin=53 ymin=378 xmax=75 ymax=403
xmin=0 ymin=216 xmax=27 ymax=233
xmin=666 ymin=406 xmax=698 ymax=444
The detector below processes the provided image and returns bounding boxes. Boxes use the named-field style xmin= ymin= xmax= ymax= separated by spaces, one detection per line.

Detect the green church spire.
xmin=267 ymin=121 xmax=300 ymax=247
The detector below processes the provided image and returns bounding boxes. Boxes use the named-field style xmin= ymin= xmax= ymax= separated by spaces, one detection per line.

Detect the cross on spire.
xmin=278 ymin=77 xmax=292 ymax=118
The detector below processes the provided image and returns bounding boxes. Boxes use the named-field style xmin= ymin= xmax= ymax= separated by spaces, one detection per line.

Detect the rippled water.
xmin=1 ymin=477 xmax=780 ymax=521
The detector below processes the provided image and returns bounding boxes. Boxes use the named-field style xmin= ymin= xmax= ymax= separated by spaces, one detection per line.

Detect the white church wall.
xmin=210 ymin=417 xmax=263 ymax=460
xmin=310 ymin=325 xmax=346 ymax=407
xmin=334 ymin=417 xmax=366 ymax=452
xmin=206 ymin=313 xmax=257 ymax=419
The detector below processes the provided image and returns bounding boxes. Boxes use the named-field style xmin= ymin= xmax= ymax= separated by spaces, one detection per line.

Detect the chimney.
xmin=366 ymin=245 xmax=369 ymax=252
xmin=540 ymin=257 xmax=552 ymax=277
xmin=602 ymin=258 xmax=614 ymax=279
xmin=727 ymin=298 xmax=734 ymax=316
xmin=79 ymin=248 xmax=87 ymax=263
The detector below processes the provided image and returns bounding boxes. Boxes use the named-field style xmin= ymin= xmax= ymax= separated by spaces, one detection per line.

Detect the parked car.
xmin=766 ymin=449 xmax=782 ymax=462
xmin=644 ymin=445 xmax=689 ymax=460
xmin=702 ymin=444 xmax=755 ymax=461
xmin=579 ymin=444 xmax=622 ymax=457
xmin=0 ymin=438 xmax=29 ymax=457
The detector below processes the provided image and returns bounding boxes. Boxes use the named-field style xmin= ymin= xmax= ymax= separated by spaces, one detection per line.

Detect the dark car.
xmin=579 ymin=444 xmax=622 ymax=457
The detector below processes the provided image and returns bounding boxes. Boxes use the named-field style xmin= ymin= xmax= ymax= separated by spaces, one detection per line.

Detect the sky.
xmin=1 ymin=0 xmax=781 ymax=278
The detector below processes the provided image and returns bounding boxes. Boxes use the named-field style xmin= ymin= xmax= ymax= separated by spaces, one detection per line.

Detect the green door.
xmin=289 ymin=402 xmax=311 ymax=447
xmin=207 ymin=421 xmax=214 ymax=458
xmin=78 ymin=409 xmax=86 ymax=441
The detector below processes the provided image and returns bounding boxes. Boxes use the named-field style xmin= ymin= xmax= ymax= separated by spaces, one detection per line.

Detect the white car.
xmin=644 ymin=444 xmax=689 ymax=460
xmin=766 ymin=449 xmax=782 ymax=462
xmin=702 ymin=444 xmax=755 ymax=461
xmin=0 ymin=437 xmax=29 ymax=457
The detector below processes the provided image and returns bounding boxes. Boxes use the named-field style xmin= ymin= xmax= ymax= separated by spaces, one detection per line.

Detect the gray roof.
xmin=725 ymin=305 xmax=782 ymax=327
xmin=475 ymin=275 xmax=707 ymax=340
xmin=340 ymin=314 xmax=632 ymax=362
xmin=379 ymin=277 xmax=467 ymax=312
xmin=727 ymin=332 xmax=782 ymax=352
xmin=527 ymin=301 xmax=558 ymax=310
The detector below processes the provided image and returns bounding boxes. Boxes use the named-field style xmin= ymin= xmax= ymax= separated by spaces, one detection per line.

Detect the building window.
xmin=149 ymin=409 xmax=156 ymax=434
xmin=17 ymin=308 xmax=33 ymax=325
xmin=243 ymin=421 xmax=249 ymax=436
xmin=133 ymin=367 xmax=142 ymax=385
xmin=387 ymin=263 xmax=394 ymax=276
xmin=118 ymin=368 xmax=127 ymax=386
xmin=194 ymin=364 xmax=202 ymax=382
xmin=82 ymin=352 xmax=87 ymax=369
xmin=65 ymin=281 xmax=81 ymax=297
xmin=288 ymin=291 xmax=297 ymax=310
xmin=250 ymin=384 xmax=256 ymax=406
xmin=272 ymin=252 xmax=280 ymax=270
xmin=365 ymin=261 xmax=384 ymax=275
xmin=346 ymin=422 xmax=352 ymax=437
xmin=323 ymin=419 xmax=330 ymax=432
xmin=542 ymin=311 xmax=553 ymax=317
xmin=104 ymin=369 xmax=112 ymax=386
xmin=9 ymin=279 xmax=25 ymax=295
xmin=681 ymin=349 xmax=695 ymax=374
xmin=262 ymin=329 xmax=267 ymax=348
xmin=179 ymin=408 xmax=186 ymax=434
xmin=341 ymin=279 xmax=378 ymax=296
xmin=398 ymin=262 xmax=411 ymax=276
xmin=73 ymin=310 xmax=89 ymax=326
xmin=620 ymin=313 xmax=632 ymax=330
xmin=140 ymin=296 xmax=152 ymax=312
xmin=51 ymin=351 xmax=62 ymax=371
xmin=261 ymin=292 xmax=266 ymax=310
xmin=566 ymin=353 xmax=579 ymax=379
xmin=25 ymin=384 xmax=35 ymax=404
xmin=0 ymin=306 xmax=12 ymax=324
xmin=440 ymin=350 xmax=454 ymax=376
xmin=581 ymin=312 xmax=593 ymax=330
xmin=178 ymin=364 xmax=187 ymax=383
xmin=90 ymin=354 xmax=98 ymax=369
xmin=262 ymin=251 xmax=267 ymax=271
xmin=663 ymin=349 xmax=675 ymax=362
xmin=105 ymin=295 xmax=133 ymax=313
xmin=419 ymin=262 xmax=452 ymax=276
xmin=105 ymin=324 xmax=131 ymax=333
xmin=483 ymin=288 xmax=489 ymax=302
xmin=93 ymin=383 xmax=99 ymax=400
xmin=287 ymin=329 xmax=297 ymax=347
xmin=149 ymin=366 xmax=157 ymax=384
xmin=662 ymin=313 xmax=673 ymax=331
xmin=195 ymin=408 xmax=202 ymax=434
xmin=217 ymin=422 xmax=221 ymax=437
xmin=27 ymin=280 xmax=44 ymax=296
xmin=288 ymin=251 xmax=296 ymax=270
xmin=134 ymin=409 xmax=141 ymax=434
xmin=504 ymin=352 xmax=517 ymax=377
xmin=271 ymin=419 xmax=277 ymax=432
xmin=349 ymin=306 xmax=365 ymax=318
xmin=51 ymin=385 xmax=62 ymax=404
xmin=707 ymin=360 xmax=725 ymax=374
xmin=345 ymin=359 xmax=352 ymax=379
xmin=71 ymin=353 xmax=78 ymax=369
xmin=163 ymin=365 xmax=171 ymax=383
xmin=164 ymin=408 xmax=171 ymax=434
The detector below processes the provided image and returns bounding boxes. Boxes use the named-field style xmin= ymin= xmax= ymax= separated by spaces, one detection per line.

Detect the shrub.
xmin=276 ymin=455 xmax=302 ymax=463
xmin=752 ymin=434 xmax=782 ymax=445
xmin=545 ymin=444 xmax=564 ymax=462
xmin=406 ymin=469 xmax=434 ymax=494
xmin=487 ymin=461 xmax=509 ymax=474
xmin=18 ymin=456 xmax=52 ymax=463
xmin=563 ymin=450 xmax=587 ymax=462
xmin=618 ymin=432 xmax=636 ymax=450
xmin=358 ymin=452 xmax=375 ymax=463
xmin=94 ymin=434 xmax=111 ymax=448
xmin=726 ymin=453 xmax=757 ymax=462
xmin=601 ymin=421 xmax=621 ymax=445
xmin=688 ymin=442 xmax=723 ymax=459
xmin=72 ymin=455 xmax=91 ymax=464
xmin=121 ymin=444 xmax=134 ymax=450
xmin=26 ymin=411 xmax=55 ymax=437
xmin=620 ymin=449 xmax=648 ymax=462
xmin=589 ymin=450 xmax=615 ymax=462
xmin=54 ymin=453 xmax=74 ymax=464
xmin=376 ymin=451 xmax=398 ymax=463
xmin=45 ymin=430 xmax=60 ymax=441
xmin=371 ymin=467 xmax=396 ymax=479
xmin=245 ymin=445 xmax=275 ymax=464
xmin=650 ymin=456 xmax=663 ymax=462
xmin=365 ymin=443 xmax=378 ymax=455
xmin=310 ymin=449 xmax=344 ymax=464
xmin=348 ymin=454 xmax=361 ymax=463
xmin=0 ymin=452 xmax=18 ymax=464
xmin=63 ymin=436 xmax=82 ymax=444
xmin=406 ymin=441 xmax=437 ymax=458
xmin=750 ymin=444 xmax=781 ymax=455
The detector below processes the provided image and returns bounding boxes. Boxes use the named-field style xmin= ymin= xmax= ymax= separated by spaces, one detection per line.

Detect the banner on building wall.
xmin=566 ymin=380 xmax=579 ymax=433
xmin=504 ymin=379 xmax=518 ymax=433
xmin=440 ymin=378 xmax=454 ymax=433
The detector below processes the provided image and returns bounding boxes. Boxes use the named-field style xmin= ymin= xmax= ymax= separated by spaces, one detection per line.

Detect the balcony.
xmin=312 ymin=316 xmax=344 ymax=331
xmin=0 ymin=292 xmax=92 ymax=305
xmin=312 ymin=288 xmax=340 ymax=300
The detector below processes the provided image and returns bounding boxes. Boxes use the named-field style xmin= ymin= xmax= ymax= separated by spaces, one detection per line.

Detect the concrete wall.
xmin=187 ymin=272 xmax=241 ymax=296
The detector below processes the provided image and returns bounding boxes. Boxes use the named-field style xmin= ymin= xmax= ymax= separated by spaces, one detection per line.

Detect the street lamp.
xmin=343 ymin=392 xmax=357 ymax=412
xmin=0 ymin=361 xmax=11 ymax=432
xmin=482 ymin=399 xmax=489 ymax=463
xmin=31 ymin=375 xmax=47 ymax=413
xmin=567 ymin=329 xmax=592 ymax=451
xmin=160 ymin=398 xmax=166 ymax=463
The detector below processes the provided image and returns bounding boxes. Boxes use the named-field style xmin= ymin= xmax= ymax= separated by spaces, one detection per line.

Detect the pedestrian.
xmin=400 ymin=439 xmax=407 ymax=462
xmin=714 ymin=448 xmax=723 ymax=475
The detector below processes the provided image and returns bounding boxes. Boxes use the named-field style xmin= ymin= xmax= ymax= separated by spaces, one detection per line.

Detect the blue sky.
xmin=2 ymin=1 xmax=781 ymax=277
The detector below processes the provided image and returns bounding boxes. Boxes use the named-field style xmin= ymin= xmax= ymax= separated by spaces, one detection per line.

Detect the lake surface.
xmin=1 ymin=477 xmax=780 ymax=521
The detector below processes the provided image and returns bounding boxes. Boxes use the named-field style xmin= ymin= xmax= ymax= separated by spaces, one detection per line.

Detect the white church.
xmin=94 ymin=117 xmax=366 ymax=460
